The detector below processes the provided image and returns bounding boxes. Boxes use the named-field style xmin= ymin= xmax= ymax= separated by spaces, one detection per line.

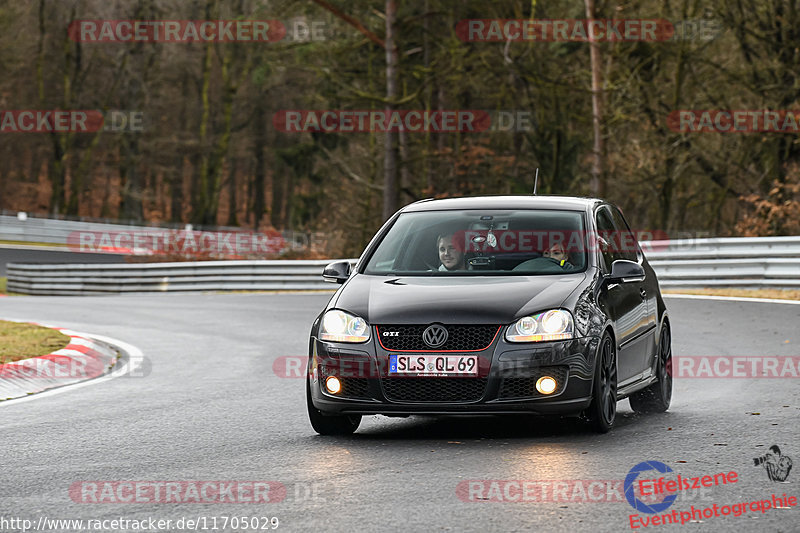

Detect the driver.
xmin=437 ymin=233 xmax=466 ymax=271
xmin=512 ymin=242 xmax=574 ymax=272
xmin=542 ymin=243 xmax=573 ymax=269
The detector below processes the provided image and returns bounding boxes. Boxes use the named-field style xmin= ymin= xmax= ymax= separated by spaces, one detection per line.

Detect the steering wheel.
xmin=423 ymin=259 xmax=440 ymax=271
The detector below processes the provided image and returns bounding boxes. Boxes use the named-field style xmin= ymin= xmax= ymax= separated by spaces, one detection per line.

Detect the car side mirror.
xmin=607 ymin=260 xmax=645 ymax=283
xmin=322 ymin=261 xmax=351 ymax=284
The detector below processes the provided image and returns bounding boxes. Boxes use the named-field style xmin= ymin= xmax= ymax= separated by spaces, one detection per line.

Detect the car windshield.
xmin=363 ymin=209 xmax=587 ymax=275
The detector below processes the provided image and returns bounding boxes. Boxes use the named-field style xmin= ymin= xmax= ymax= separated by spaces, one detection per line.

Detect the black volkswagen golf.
xmin=307 ymin=196 xmax=672 ymax=434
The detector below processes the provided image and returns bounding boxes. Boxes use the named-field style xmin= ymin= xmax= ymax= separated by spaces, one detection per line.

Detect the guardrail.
xmin=0 ymin=213 xmax=322 ymax=258
xmin=5 ymin=236 xmax=800 ymax=295
xmin=0 ymin=213 xmax=197 ymax=245
xmin=5 ymin=260 xmax=355 ymax=295
xmin=641 ymin=236 xmax=800 ymax=288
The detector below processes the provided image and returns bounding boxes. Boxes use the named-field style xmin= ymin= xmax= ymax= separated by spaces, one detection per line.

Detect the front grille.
xmin=376 ymin=325 xmax=500 ymax=352
xmin=498 ymin=366 xmax=569 ymax=399
xmin=320 ymin=365 xmax=371 ymax=399
xmin=382 ymin=377 xmax=488 ymax=402
xmin=339 ymin=378 xmax=370 ymax=398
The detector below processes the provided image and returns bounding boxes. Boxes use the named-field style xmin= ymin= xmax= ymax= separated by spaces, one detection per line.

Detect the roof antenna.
xmin=532 ymin=168 xmax=539 ymax=195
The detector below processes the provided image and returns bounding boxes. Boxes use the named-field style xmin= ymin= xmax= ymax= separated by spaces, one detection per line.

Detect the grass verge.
xmin=663 ymin=288 xmax=800 ymax=301
xmin=0 ymin=320 xmax=71 ymax=364
xmin=0 ymin=277 xmax=6 ymax=295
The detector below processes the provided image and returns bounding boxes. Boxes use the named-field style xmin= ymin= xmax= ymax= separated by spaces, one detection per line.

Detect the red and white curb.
xmin=0 ymin=323 xmax=119 ymax=401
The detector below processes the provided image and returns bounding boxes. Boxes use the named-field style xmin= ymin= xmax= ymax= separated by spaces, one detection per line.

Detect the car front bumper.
xmin=308 ymin=333 xmax=601 ymax=416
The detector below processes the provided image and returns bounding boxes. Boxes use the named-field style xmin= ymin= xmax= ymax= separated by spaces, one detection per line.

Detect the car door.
xmin=595 ymin=206 xmax=651 ymax=384
xmin=608 ymin=205 xmax=658 ymax=377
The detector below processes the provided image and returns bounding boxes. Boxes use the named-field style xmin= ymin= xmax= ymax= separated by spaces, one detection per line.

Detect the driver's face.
xmin=438 ymin=236 xmax=464 ymax=270
xmin=543 ymin=244 xmax=567 ymax=262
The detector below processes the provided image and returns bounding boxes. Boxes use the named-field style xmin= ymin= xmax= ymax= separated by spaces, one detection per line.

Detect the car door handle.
xmin=639 ymin=288 xmax=647 ymax=299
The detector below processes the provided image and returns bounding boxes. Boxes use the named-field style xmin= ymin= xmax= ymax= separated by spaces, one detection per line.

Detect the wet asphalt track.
xmin=0 ymin=293 xmax=798 ymax=532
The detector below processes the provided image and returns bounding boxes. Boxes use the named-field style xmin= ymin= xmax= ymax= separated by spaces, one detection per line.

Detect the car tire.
xmin=629 ymin=321 xmax=672 ymax=414
xmin=587 ymin=332 xmax=617 ymax=433
xmin=306 ymin=379 xmax=361 ymax=435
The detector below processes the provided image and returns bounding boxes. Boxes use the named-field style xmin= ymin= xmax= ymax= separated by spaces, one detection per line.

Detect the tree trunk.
xmin=119 ymin=133 xmax=143 ymax=221
xmin=253 ymin=99 xmax=266 ymax=228
xmin=38 ymin=0 xmax=67 ymax=214
xmin=47 ymin=136 xmax=67 ymax=215
xmin=226 ymin=157 xmax=238 ymax=226
xmin=585 ymin=0 xmax=605 ymax=197
xmin=170 ymin=157 xmax=185 ymax=223
xmin=382 ymin=0 xmax=398 ymax=221
xmin=399 ymin=128 xmax=413 ymax=205
xmin=423 ymin=0 xmax=434 ymax=191
xmin=273 ymin=172 xmax=288 ymax=229
xmin=191 ymin=31 xmax=214 ymax=224
xmin=171 ymin=73 xmax=190 ymax=223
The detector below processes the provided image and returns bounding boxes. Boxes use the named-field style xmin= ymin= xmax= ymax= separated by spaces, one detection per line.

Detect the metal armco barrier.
xmin=0 ymin=212 xmax=320 ymax=253
xmin=6 ymin=260 xmax=357 ymax=295
xmin=0 ymin=213 xmax=185 ymax=245
xmin=642 ymin=236 xmax=800 ymax=288
xmin=6 ymin=236 xmax=800 ymax=295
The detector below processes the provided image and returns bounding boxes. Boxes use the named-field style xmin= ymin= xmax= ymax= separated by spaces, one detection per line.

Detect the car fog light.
xmin=536 ymin=376 xmax=557 ymax=395
xmin=325 ymin=376 xmax=342 ymax=394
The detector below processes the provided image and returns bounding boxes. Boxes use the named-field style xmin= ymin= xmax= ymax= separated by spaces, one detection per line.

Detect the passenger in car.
xmin=542 ymin=243 xmax=573 ymax=269
xmin=437 ymin=233 xmax=466 ymax=271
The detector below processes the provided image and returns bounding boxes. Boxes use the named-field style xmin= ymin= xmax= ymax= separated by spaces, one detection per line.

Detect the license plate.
xmin=389 ymin=355 xmax=478 ymax=376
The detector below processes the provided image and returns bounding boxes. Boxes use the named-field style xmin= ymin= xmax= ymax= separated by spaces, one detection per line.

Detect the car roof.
xmin=401 ymin=195 xmax=603 ymax=212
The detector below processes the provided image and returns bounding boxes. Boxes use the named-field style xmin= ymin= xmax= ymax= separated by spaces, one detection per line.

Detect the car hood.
xmin=332 ymin=273 xmax=587 ymax=325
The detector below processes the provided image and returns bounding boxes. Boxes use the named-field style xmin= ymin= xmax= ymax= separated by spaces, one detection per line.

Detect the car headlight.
xmin=319 ymin=310 xmax=370 ymax=343
xmin=506 ymin=309 xmax=574 ymax=342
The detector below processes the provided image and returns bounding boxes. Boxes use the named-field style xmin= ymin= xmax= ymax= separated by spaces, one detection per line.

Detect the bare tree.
xmin=383 ymin=0 xmax=398 ymax=220
xmin=585 ymin=0 xmax=605 ymax=197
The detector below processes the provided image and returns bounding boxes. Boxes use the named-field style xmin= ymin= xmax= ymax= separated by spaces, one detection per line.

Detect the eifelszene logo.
xmin=753 ymin=445 xmax=793 ymax=482
xmin=624 ymin=461 xmax=678 ymax=514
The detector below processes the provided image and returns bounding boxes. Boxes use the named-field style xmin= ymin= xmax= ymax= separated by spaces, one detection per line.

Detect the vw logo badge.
xmin=422 ymin=324 xmax=448 ymax=348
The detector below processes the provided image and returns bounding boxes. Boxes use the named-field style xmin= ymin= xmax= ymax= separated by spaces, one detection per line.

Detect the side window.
xmin=366 ymin=223 xmax=409 ymax=271
xmin=594 ymin=208 xmax=616 ymax=272
xmin=608 ymin=207 xmax=640 ymax=262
